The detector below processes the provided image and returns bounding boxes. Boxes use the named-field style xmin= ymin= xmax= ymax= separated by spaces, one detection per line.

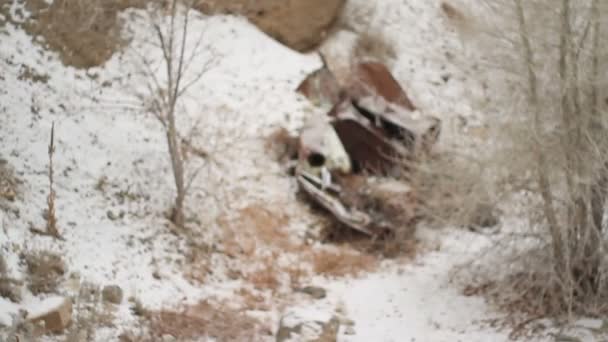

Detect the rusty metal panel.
xmin=347 ymin=62 xmax=416 ymax=111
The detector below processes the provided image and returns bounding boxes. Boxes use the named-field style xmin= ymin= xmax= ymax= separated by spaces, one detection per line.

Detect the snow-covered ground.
xmin=1 ymin=0 xmax=594 ymax=341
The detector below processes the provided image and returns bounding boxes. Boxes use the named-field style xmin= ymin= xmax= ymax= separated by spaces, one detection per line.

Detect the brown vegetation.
xmin=148 ymin=300 xmax=269 ymax=340
xmin=311 ymin=247 xmax=377 ymax=277
xmin=450 ymin=0 xmax=608 ymax=320
xmin=24 ymin=250 xmax=65 ymax=295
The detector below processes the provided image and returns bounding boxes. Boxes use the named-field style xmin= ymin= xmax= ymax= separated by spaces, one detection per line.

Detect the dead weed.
xmin=219 ymin=203 xmax=293 ymax=258
xmin=310 ymin=247 xmax=377 ymax=278
xmin=0 ymin=158 xmax=20 ymax=203
xmin=23 ymin=250 xmax=65 ymax=295
xmin=245 ymin=256 xmax=281 ymax=292
xmin=237 ymin=288 xmax=270 ymax=311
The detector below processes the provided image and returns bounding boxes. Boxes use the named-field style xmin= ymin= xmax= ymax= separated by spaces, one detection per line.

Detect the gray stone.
xmin=102 ymin=284 xmax=123 ymax=304
xmin=296 ymin=286 xmax=327 ymax=300
xmin=276 ymin=307 xmax=339 ymax=342
xmin=26 ymin=296 xmax=72 ymax=336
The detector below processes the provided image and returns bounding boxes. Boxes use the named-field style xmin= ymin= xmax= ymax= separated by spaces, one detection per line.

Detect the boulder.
xmin=197 ymin=0 xmax=345 ymax=51
xmin=276 ymin=307 xmax=339 ymax=342
xmin=102 ymin=284 xmax=123 ymax=304
xmin=295 ymin=286 xmax=327 ymax=300
xmin=26 ymin=296 xmax=72 ymax=336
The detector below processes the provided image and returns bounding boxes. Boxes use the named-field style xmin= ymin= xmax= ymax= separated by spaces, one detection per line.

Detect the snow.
xmin=331 ymin=228 xmax=512 ymax=342
xmin=0 ymin=0 xmax=573 ymax=341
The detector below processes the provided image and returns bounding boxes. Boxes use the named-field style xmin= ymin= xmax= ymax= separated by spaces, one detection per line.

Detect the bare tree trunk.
xmin=167 ymin=119 xmax=186 ymax=226
xmin=157 ymin=0 xmax=191 ymax=227
xmin=585 ymin=0 xmax=604 ymax=293
xmin=514 ymin=0 xmax=569 ymax=284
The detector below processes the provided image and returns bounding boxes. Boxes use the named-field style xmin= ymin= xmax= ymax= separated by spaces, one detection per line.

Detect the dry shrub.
xmin=66 ymin=283 xmax=117 ymax=342
xmin=22 ymin=0 xmax=145 ymax=68
xmin=283 ymin=262 xmax=307 ymax=289
xmin=352 ymin=29 xmax=397 ymax=65
xmin=148 ymin=300 xmax=268 ymax=340
xmin=245 ymin=255 xmax=281 ymax=292
xmin=406 ymin=151 xmax=498 ymax=230
xmin=23 ymin=250 xmax=65 ymax=295
xmin=311 ymin=247 xmax=377 ymax=277
xmin=219 ymin=203 xmax=293 ymax=258
xmin=0 ymin=158 xmax=20 ymax=203
xmin=237 ymin=288 xmax=269 ymax=311
xmin=455 ymin=0 xmax=608 ymax=321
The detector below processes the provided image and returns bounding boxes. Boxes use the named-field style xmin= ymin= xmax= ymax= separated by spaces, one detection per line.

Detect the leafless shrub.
xmin=2 ymin=310 xmax=35 ymax=342
xmin=352 ymin=29 xmax=397 ymax=65
xmin=132 ymin=0 xmax=215 ymax=227
xmin=0 ymin=245 xmax=21 ymax=303
xmin=450 ymin=0 xmax=608 ymax=319
xmin=66 ymin=283 xmax=116 ymax=342
xmin=404 ymin=150 xmax=497 ymax=230
xmin=23 ymin=250 xmax=65 ymax=295
xmin=0 ymin=158 xmax=20 ymax=203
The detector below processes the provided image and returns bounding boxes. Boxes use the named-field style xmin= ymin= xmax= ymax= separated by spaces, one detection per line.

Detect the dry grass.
xmin=404 ymin=151 xmax=497 ymax=230
xmin=455 ymin=0 xmax=608 ymax=322
xmin=245 ymin=255 xmax=281 ymax=292
xmin=236 ymin=288 xmax=270 ymax=311
xmin=66 ymin=283 xmax=117 ymax=342
xmin=148 ymin=300 xmax=270 ymax=340
xmin=23 ymin=250 xmax=65 ymax=295
xmin=311 ymin=247 xmax=377 ymax=278
xmin=219 ymin=203 xmax=293 ymax=258
xmin=0 ymin=158 xmax=20 ymax=203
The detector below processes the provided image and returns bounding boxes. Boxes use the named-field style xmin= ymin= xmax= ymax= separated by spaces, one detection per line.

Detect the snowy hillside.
xmin=2 ymin=0 xmax=605 ymax=341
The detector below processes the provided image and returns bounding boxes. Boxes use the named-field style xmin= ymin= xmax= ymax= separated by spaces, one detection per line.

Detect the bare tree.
xmin=133 ymin=0 xmax=213 ymax=227
xmin=443 ymin=0 xmax=608 ymax=316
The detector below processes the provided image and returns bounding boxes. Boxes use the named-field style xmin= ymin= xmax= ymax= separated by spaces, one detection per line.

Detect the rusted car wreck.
xmin=293 ymin=58 xmax=441 ymax=238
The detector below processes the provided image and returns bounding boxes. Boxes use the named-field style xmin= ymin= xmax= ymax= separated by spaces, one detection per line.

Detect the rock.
xmin=0 ymin=279 xmax=22 ymax=303
xmin=197 ymin=0 xmax=345 ymax=51
xmin=276 ymin=307 xmax=339 ymax=342
xmin=107 ymin=210 xmax=118 ymax=221
xmin=118 ymin=332 xmax=137 ymax=342
xmin=344 ymin=326 xmax=356 ymax=335
xmin=295 ymin=286 xmax=327 ymax=300
xmin=468 ymin=203 xmax=500 ymax=231
xmin=102 ymin=284 xmax=123 ymax=304
xmin=161 ymin=334 xmax=177 ymax=342
xmin=27 ymin=296 xmax=72 ymax=336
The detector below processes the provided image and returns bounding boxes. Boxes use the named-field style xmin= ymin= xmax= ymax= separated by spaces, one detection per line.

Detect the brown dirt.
xmin=0 ymin=0 xmax=146 ymax=69
xmin=197 ymin=0 xmax=345 ymax=51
